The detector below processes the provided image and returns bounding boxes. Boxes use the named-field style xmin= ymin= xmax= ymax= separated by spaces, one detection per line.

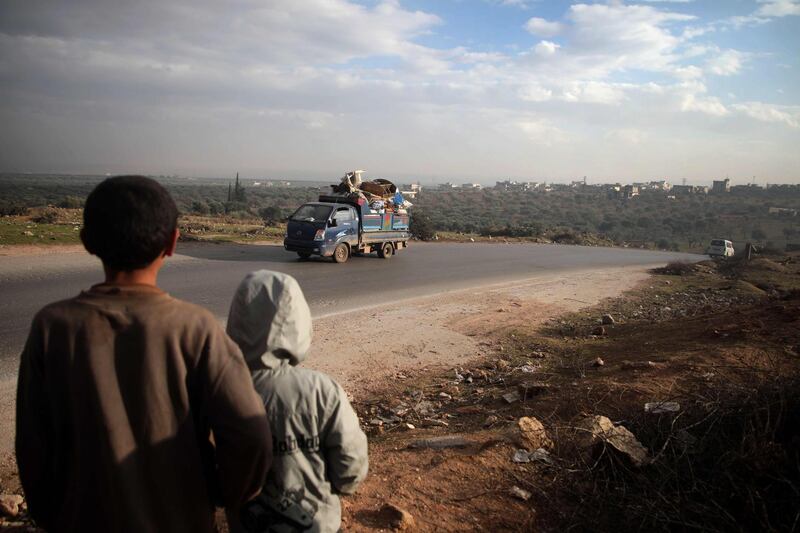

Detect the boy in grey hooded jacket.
xmin=227 ymin=270 xmax=368 ymax=532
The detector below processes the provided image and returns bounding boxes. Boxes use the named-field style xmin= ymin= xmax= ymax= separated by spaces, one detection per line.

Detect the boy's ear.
xmin=79 ymin=228 xmax=94 ymax=255
xmin=164 ymin=228 xmax=179 ymax=257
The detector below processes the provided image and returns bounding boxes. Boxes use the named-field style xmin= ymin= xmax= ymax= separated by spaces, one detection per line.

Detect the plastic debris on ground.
xmin=644 ymin=401 xmax=681 ymax=414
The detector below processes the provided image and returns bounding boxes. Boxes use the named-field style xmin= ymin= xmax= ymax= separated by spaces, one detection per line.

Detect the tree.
xmin=191 ymin=201 xmax=209 ymax=215
xmin=599 ymin=219 xmax=616 ymax=232
xmin=409 ymin=209 xmax=436 ymax=241
xmin=233 ymin=172 xmax=247 ymax=202
xmin=224 ymin=201 xmax=247 ymax=215
xmin=259 ymin=206 xmax=283 ymax=225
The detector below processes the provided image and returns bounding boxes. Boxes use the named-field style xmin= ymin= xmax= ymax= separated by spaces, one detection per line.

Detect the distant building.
xmin=622 ymin=185 xmax=639 ymax=199
xmin=495 ymin=180 xmax=535 ymax=192
xmin=606 ymin=183 xmax=622 ymax=199
xmin=438 ymin=182 xmax=458 ymax=190
xmin=461 ymin=183 xmax=482 ymax=190
xmin=768 ymin=207 xmax=798 ymax=216
xmin=671 ymin=184 xmax=708 ymax=195
xmin=649 ymin=180 xmax=671 ymax=191
xmin=399 ymin=182 xmax=422 ymax=198
xmin=712 ymin=178 xmax=731 ymax=193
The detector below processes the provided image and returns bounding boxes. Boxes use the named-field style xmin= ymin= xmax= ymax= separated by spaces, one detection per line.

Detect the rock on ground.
xmin=575 ymin=415 xmax=649 ymax=467
xmin=0 ymin=494 xmax=24 ymax=517
xmin=517 ymin=417 xmax=553 ymax=450
xmin=378 ymin=503 xmax=415 ymax=531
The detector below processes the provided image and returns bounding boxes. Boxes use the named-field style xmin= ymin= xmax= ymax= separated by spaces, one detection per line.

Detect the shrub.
xmin=550 ymin=230 xmax=580 ymax=244
xmin=0 ymin=201 xmax=29 ymax=216
xmin=57 ymin=195 xmax=84 ymax=209
xmin=31 ymin=208 xmax=59 ymax=224
xmin=655 ymin=261 xmax=695 ymax=275
xmin=410 ymin=209 xmax=436 ymax=241
xmin=259 ymin=206 xmax=284 ymax=225
xmin=191 ymin=201 xmax=209 ymax=215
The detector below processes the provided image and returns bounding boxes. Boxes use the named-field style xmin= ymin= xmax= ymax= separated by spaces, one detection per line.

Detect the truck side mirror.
xmin=329 ymin=218 xmax=338 ymax=227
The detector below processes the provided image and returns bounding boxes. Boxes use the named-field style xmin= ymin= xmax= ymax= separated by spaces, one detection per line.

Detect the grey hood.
xmin=227 ymin=270 xmax=312 ymax=368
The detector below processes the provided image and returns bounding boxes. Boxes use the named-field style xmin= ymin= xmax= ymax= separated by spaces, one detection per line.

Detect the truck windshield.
xmin=710 ymin=239 xmax=725 ymax=246
xmin=290 ymin=204 xmax=332 ymax=222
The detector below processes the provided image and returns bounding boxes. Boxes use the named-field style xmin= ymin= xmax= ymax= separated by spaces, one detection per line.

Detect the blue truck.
xmin=283 ymin=194 xmax=411 ymax=263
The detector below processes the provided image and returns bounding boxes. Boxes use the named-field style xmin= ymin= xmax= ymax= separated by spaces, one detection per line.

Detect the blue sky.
xmin=0 ymin=0 xmax=798 ymax=183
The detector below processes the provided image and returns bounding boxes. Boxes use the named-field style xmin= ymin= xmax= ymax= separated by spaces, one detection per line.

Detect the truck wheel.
xmin=333 ymin=243 xmax=350 ymax=264
xmin=297 ymin=251 xmax=311 ymax=260
xmin=378 ymin=242 xmax=394 ymax=259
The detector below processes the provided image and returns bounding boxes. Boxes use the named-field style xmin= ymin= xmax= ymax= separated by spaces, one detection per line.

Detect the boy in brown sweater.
xmin=16 ymin=176 xmax=272 ymax=532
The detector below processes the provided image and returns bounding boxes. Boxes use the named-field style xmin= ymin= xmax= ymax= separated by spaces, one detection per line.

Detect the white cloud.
xmin=681 ymin=94 xmax=728 ymax=116
xmin=718 ymin=0 xmax=800 ymax=29
xmin=756 ymin=0 xmax=800 ymax=17
xmin=524 ymin=17 xmax=563 ymax=37
xmin=561 ymin=81 xmax=627 ymax=105
xmin=733 ymin=102 xmax=800 ymax=128
xmin=533 ymin=40 xmax=560 ymax=56
xmin=518 ymin=84 xmax=553 ymax=102
xmin=564 ymin=3 xmax=695 ymax=73
xmin=673 ymin=65 xmax=704 ymax=79
xmin=681 ymin=89 xmax=729 ymax=116
xmin=706 ymin=49 xmax=746 ymax=76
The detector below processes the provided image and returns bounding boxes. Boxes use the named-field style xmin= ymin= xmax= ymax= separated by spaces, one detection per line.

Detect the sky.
xmin=0 ymin=0 xmax=798 ymax=184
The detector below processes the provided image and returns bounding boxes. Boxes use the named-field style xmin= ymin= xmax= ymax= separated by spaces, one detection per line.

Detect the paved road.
xmin=0 ymin=241 xmax=700 ymax=380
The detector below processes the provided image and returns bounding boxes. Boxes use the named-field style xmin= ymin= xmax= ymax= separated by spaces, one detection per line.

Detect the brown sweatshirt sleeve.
xmin=15 ymin=313 xmax=55 ymax=530
xmin=201 ymin=322 xmax=272 ymax=509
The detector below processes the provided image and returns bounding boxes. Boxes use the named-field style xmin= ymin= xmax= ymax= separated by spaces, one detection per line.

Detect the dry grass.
xmin=654 ymin=260 xmax=697 ymax=276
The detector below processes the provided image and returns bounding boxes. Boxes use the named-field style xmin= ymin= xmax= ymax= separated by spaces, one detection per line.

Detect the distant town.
xmin=240 ymin=175 xmax=799 ymax=207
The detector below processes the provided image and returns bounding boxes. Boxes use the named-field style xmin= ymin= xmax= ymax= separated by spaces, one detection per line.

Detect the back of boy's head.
xmin=82 ymin=175 xmax=179 ymax=271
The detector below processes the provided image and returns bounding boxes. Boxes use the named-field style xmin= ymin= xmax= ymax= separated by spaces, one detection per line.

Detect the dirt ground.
xmin=0 ymin=244 xmax=85 ymax=256
xmin=337 ymin=255 xmax=800 ymax=532
xmin=307 ymin=267 xmax=653 ymax=399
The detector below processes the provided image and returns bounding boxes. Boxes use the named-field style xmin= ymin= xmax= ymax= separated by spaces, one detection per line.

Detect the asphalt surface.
xmin=0 ymin=241 xmax=700 ymax=380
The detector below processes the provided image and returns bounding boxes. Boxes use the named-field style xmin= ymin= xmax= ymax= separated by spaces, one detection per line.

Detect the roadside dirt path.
xmin=0 ymin=244 xmax=85 ymax=256
xmin=306 ymin=266 xmax=651 ymax=398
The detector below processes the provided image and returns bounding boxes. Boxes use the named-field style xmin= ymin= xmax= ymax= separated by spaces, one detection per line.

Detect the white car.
xmin=707 ymin=239 xmax=734 ymax=258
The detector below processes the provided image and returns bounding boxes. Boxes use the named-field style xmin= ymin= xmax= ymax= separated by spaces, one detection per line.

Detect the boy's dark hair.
xmin=82 ymin=175 xmax=179 ymax=271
